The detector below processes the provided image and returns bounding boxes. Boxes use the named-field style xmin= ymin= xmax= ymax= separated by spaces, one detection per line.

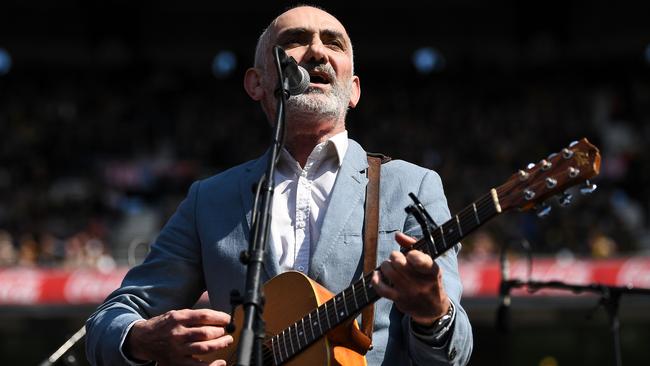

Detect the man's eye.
xmin=280 ymin=39 xmax=300 ymax=48
xmin=328 ymin=41 xmax=344 ymax=50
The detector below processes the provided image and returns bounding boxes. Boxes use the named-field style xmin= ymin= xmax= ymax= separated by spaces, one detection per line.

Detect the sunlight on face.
xmin=261 ymin=6 xmax=358 ymax=124
xmin=286 ymin=62 xmax=353 ymax=121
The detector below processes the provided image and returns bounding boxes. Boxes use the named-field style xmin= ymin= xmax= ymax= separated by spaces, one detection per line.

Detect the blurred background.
xmin=1 ymin=0 xmax=650 ymax=365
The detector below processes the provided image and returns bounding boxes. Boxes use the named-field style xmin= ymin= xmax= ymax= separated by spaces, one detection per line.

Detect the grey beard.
xmin=285 ymin=79 xmax=352 ymax=121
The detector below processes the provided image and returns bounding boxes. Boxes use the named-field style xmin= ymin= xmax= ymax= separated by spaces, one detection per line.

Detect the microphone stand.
xmin=496 ymin=239 xmax=532 ymax=334
xmin=39 ymin=326 xmax=85 ymax=366
xmin=234 ymin=46 xmax=290 ymax=366
xmin=499 ymin=278 xmax=650 ymax=366
xmin=495 ymin=243 xmax=516 ymax=366
xmin=496 ymin=245 xmax=511 ymax=333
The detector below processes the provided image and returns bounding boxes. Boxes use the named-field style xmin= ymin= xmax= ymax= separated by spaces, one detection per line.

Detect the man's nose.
xmin=302 ymin=40 xmax=328 ymax=65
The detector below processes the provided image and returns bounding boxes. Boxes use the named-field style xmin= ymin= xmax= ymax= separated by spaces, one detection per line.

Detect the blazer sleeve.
xmin=85 ymin=181 xmax=206 ymax=366
xmin=401 ymin=170 xmax=474 ymax=366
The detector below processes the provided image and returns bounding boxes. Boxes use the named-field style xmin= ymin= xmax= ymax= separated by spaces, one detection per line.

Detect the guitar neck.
xmin=410 ymin=188 xmax=502 ymax=257
xmin=264 ymin=189 xmax=502 ymax=365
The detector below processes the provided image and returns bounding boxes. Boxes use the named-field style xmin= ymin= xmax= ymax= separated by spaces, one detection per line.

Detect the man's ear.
xmin=244 ymin=67 xmax=264 ymax=101
xmin=348 ymin=75 xmax=361 ymax=108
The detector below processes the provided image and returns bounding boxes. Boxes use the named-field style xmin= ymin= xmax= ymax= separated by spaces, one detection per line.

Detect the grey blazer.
xmin=86 ymin=139 xmax=473 ymax=365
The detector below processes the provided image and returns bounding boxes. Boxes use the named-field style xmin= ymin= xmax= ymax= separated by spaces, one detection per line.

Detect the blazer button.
xmin=448 ymin=347 xmax=457 ymax=361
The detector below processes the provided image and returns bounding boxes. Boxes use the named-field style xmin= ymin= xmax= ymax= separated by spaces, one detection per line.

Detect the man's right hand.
xmin=125 ymin=308 xmax=233 ymax=366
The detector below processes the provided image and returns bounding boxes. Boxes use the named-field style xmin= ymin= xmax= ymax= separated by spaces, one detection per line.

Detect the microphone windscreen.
xmin=288 ymin=66 xmax=310 ymax=96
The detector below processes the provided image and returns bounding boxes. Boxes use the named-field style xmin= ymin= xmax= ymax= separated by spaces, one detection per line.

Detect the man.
xmin=86 ymin=6 xmax=472 ymax=366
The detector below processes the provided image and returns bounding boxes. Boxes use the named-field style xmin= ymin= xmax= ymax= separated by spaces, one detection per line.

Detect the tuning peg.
xmin=536 ymin=203 xmax=552 ymax=218
xmin=545 ymin=177 xmax=558 ymax=188
xmin=558 ymin=192 xmax=573 ymax=207
xmin=524 ymin=188 xmax=536 ymax=201
xmin=562 ymin=148 xmax=574 ymax=159
xmin=547 ymin=152 xmax=558 ymax=160
xmin=569 ymin=140 xmax=579 ymax=147
xmin=518 ymin=170 xmax=530 ymax=181
xmin=526 ymin=163 xmax=536 ymax=170
xmin=580 ymin=180 xmax=597 ymax=195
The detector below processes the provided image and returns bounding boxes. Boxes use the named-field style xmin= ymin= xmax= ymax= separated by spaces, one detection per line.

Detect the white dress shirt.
xmin=271 ymin=130 xmax=348 ymax=274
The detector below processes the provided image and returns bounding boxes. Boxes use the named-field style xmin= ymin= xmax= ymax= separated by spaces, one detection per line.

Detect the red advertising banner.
xmin=458 ymin=257 xmax=650 ymax=297
xmin=1 ymin=257 xmax=649 ymax=304
xmin=0 ymin=268 xmax=128 ymax=305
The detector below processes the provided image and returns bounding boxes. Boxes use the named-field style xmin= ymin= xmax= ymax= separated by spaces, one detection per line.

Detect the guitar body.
xmin=199 ymin=271 xmax=370 ymax=365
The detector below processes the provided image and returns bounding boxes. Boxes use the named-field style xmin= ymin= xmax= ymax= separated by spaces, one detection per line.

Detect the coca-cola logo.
xmin=0 ymin=269 xmax=42 ymax=304
xmin=509 ymin=258 xmax=592 ymax=296
xmin=63 ymin=269 xmax=126 ymax=303
xmin=534 ymin=260 xmax=591 ymax=283
xmin=617 ymin=258 xmax=650 ymax=288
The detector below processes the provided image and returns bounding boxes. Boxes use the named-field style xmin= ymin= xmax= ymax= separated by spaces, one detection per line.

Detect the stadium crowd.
xmin=0 ymin=67 xmax=649 ymax=269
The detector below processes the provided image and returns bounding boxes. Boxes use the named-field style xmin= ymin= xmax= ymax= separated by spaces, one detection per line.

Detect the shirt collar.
xmin=327 ymin=130 xmax=349 ymax=167
xmin=279 ymin=130 xmax=349 ymax=169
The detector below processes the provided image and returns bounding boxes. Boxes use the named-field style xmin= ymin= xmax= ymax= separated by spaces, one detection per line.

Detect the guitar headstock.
xmin=497 ymin=138 xmax=601 ymax=212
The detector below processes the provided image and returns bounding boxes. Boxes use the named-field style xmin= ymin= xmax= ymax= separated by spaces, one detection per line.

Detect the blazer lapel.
xmin=309 ymin=140 xmax=368 ymax=282
xmin=238 ymin=150 xmax=281 ymax=280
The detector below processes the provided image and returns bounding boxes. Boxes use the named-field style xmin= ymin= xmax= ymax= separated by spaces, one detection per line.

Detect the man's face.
xmin=263 ymin=7 xmax=360 ymax=123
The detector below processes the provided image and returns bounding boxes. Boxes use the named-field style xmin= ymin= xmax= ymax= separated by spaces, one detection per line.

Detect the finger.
xmin=209 ymin=360 xmax=227 ymax=366
xmin=181 ymin=326 xmax=227 ymax=342
xmin=371 ymin=270 xmax=400 ymax=300
xmin=405 ymin=250 xmax=438 ymax=275
xmin=181 ymin=309 xmax=231 ymax=327
xmin=383 ymin=257 xmax=418 ymax=291
xmin=181 ymin=357 xmax=212 ymax=366
xmin=161 ymin=356 xmax=211 ymax=366
xmin=379 ymin=260 xmax=403 ymax=287
xmin=390 ymin=250 xmax=429 ymax=281
xmin=388 ymin=250 xmax=408 ymax=272
xmin=186 ymin=335 xmax=234 ymax=355
xmin=395 ymin=232 xmax=418 ymax=250
xmin=387 ymin=251 xmax=421 ymax=287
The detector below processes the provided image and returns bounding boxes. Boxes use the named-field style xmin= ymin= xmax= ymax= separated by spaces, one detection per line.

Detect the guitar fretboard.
xmin=263 ymin=189 xmax=501 ymax=365
xmin=411 ymin=190 xmax=501 ymax=257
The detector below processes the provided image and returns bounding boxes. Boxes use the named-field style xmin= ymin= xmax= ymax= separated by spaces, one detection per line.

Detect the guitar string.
xmin=265 ymin=193 xmax=499 ymax=364
xmin=265 ymin=204 xmax=496 ymax=364
xmin=262 ymin=274 xmax=377 ymax=364
xmin=263 ymin=169 xmax=574 ymax=363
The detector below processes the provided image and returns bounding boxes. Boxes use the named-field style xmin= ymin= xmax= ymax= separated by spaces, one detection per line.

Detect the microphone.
xmin=496 ymin=247 xmax=511 ymax=333
xmin=274 ymin=45 xmax=310 ymax=96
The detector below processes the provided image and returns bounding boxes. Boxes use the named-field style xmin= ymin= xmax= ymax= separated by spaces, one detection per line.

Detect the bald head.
xmin=243 ymin=5 xmax=361 ymax=146
xmin=253 ymin=6 xmax=354 ymax=72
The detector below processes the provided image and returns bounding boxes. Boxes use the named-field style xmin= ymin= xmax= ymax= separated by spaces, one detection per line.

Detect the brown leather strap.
xmin=361 ymin=156 xmax=382 ymax=341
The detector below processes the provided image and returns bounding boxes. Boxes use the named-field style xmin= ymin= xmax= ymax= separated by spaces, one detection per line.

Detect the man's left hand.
xmin=371 ymin=232 xmax=451 ymax=326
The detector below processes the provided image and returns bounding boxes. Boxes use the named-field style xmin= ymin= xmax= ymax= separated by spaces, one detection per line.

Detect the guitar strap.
xmin=362 ymin=153 xmax=390 ymax=342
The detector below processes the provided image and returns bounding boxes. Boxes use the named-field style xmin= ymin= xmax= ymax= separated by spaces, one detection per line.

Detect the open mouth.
xmin=309 ymin=73 xmax=330 ymax=85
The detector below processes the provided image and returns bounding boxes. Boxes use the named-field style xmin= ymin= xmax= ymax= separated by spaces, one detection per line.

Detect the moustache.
xmin=299 ymin=62 xmax=337 ymax=85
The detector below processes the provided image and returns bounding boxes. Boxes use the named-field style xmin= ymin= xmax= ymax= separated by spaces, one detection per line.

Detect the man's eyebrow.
xmin=276 ymin=27 xmax=348 ymax=46
xmin=276 ymin=27 xmax=310 ymax=40
xmin=320 ymin=29 xmax=346 ymax=43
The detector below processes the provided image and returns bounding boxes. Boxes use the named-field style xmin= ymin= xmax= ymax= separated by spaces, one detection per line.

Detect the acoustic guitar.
xmin=198 ymin=138 xmax=601 ymax=365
